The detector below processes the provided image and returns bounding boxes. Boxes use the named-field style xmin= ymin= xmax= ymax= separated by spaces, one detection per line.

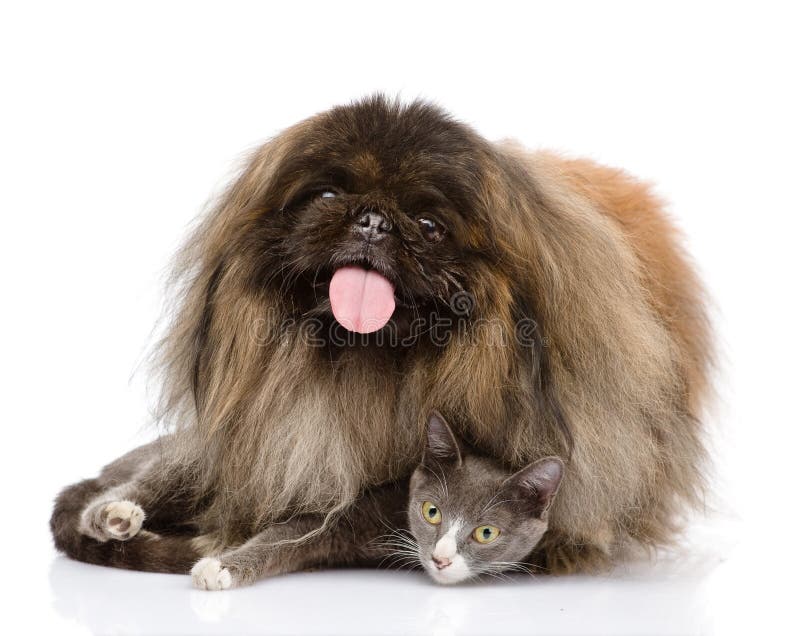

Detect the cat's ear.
xmin=423 ymin=411 xmax=463 ymax=466
xmin=502 ymin=456 xmax=564 ymax=517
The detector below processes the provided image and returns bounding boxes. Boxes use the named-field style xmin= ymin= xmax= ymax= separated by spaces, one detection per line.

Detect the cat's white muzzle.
xmin=426 ymin=554 xmax=470 ymax=584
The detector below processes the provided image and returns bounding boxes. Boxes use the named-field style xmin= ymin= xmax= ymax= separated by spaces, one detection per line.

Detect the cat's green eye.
xmin=421 ymin=501 xmax=442 ymax=525
xmin=473 ymin=525 xmax=500 ymax=544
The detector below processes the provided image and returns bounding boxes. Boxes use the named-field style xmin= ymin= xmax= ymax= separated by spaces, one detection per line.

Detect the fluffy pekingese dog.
xmin=52 ymin=96 xmax=712 ymax=575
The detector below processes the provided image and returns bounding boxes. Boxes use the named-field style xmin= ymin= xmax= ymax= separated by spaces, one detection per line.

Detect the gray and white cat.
xmin=191 ymin=412 xmax=564 ymax=588
xmin=52 ymin=412 xmax=563 ymax=587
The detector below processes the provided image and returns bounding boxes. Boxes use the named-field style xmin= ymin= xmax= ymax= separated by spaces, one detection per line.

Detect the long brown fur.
xmin=52 ymin=96 xmax=712 ymax=574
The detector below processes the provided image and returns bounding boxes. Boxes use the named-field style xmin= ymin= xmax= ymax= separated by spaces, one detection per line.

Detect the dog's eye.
xmin=282 ymin=189 xmax=339 ymax=212
xmin=417 ymin=217 xmax=445 ymax=243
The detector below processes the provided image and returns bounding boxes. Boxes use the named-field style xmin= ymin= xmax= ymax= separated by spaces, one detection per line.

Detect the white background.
xmin=2 ymin=1 xmax=798 ymax=634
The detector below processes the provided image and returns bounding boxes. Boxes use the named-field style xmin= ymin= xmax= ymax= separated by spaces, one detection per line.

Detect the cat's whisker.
xmin=421 ymin=464 xmax=449 ymax=501
xmin=473 ymin=567 xmax=507 ymax=583
xmin=385 ymin=545 xmax=421 ymax=557
xmin=480 ymin=498 xmax=516 ymax=516
xmin=377 ymin=545 xmax=415 ymax=558
xmin=391 ymin=554 xmax=422 ymax=565
xmin=479 ymin=491 xmax=503 ymax=517
xmin=380 ymin=552 xmax=423 ymax=571
xmin=474 ymin=564 xmax=517 ymax=583
xmin=370 ymin=528 xmax=420 ymax=552
xmin=377 ymin=549 xmax=418 ymax=562
xmin=372 ymin=532 xmax=410 ymax=542
xmin=387 ymin=534 xmax=420 ymax=548
xmin=372 ymin=535 xmax=420 ymax=553
xmin=374 ymin=528 xmax=424 ymax=572
xmin=481 ymin=560 xmax=537 ymax=579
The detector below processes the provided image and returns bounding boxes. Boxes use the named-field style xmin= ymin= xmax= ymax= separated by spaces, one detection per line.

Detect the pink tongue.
xmin=329 ymin=266 xmax=396 ymax=334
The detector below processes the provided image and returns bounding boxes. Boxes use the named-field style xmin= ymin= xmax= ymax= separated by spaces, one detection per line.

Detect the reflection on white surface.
xmin=47 ymin=522 xmax=736 ymax=636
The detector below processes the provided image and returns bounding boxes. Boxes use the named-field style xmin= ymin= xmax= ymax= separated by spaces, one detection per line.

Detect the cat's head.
xmin=407 ymin=412 xmax=564 ymax=584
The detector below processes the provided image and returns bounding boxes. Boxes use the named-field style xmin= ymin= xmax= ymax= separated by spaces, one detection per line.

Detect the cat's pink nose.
xmin=432 ymin=555 xmax=451 ymax=570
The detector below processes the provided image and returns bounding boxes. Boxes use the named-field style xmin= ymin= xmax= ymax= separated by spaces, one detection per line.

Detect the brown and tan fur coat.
xmin=51 ymin=96 xmax=712 ymax=575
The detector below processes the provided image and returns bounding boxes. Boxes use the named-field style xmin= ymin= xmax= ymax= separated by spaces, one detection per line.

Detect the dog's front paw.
xmin=191 ymin=557 xmax=233 ymax=591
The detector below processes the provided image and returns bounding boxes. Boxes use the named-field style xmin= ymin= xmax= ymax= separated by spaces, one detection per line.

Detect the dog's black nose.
xmin=356 ymin=210 xmax=392 ymax=239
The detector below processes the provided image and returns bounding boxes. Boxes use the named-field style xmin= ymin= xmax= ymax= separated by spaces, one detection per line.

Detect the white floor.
xmin=12 ymin=511 xmax=791 ymax=635
xmin=47 ymin=558 xmax=711 ymax=636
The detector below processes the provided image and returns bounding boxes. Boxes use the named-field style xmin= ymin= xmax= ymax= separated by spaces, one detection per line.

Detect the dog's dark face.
xmin=243 ymin=98 xmax=500 ymax=340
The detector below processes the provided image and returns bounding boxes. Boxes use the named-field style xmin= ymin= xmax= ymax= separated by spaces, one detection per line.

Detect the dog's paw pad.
xmin=191 ymin=558 xmax=233 ymax=591
xmin=103 ymin=500 xmax=144 ymax=540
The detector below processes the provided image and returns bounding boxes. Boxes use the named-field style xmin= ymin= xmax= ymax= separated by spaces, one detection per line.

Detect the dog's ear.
xmin=422 ymin=411 xmax=463 ymax=467
xmin=501 ymin=457 xmax=564 ymax=517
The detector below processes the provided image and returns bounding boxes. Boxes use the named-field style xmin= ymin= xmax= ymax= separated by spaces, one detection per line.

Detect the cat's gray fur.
xmin=52 ymin=412 xmax=563 ymax=587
